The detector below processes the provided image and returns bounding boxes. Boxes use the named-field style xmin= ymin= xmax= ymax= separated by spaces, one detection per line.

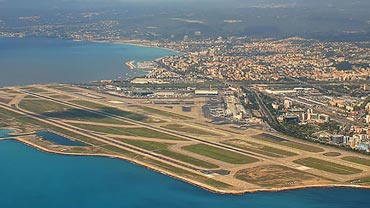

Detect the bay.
xmin=0 ymin=37 xmax=178 ymax=86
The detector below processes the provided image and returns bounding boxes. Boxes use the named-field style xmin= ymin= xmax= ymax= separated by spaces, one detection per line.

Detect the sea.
xmin=1 ymin=38 xmax=370 ymax=208
xmin=0 ymin=37 xmax=178 ymax=87
xmin=0 ymin=130 xmax=369 ymax=208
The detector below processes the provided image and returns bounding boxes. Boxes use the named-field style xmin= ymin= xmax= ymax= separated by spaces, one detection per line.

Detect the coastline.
xmin=88 ymin=39 xmax=182 ymax=54
xmin=114 ymin=40 xmax=182 ymax=54
xmin=0 ymin=36 xmax=180 ymax=86
xmin=8 ymin=137 xmax=370 ymax=195
xmin=0 ymin=35 xmax=181 ymax=55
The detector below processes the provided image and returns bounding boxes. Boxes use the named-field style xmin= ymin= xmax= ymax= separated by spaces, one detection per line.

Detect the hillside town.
xmin=157 ymin=37 xmax=370 ymax=81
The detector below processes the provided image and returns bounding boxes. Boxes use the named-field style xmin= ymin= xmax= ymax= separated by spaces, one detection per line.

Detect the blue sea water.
xmin=0 ymin=37 xmax=178 ymax=86
xmin=36 ymin=131 xmax=86 ymax=146
xmin=0 ymin=129 xmax=14 ymax=138
xmin=0 ymin=139 xmax=369 ymax=208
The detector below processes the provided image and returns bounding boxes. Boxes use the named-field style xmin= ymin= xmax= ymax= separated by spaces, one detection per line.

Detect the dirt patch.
xmin=235 ymin=165 xmax=322 ymax=188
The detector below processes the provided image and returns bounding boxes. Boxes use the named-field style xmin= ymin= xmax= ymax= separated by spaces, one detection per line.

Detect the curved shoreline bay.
xmin=0 ymin=140 xmax=369 ymax=208
xmin=0 ymin=37 xmax=178 ymax=86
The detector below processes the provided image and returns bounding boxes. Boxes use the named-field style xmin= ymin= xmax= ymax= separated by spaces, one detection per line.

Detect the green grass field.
xmin=70 ymin=100 xmax=108 ymax=109
xmin=19 ymin=99 xmax=70 ymax=114
xmin=71 ymin=123 xmax=185 ymax=141
xmin=0 ymin=89 xmax=21 ymax=94
xmin=49 ymin=94 xmax=74 ymax=99
xmin=252 ymin=133 xmax=324 ymax=153
xmin=18 ymin=99 xmax=131 ymax=125
xmin=47 ymin=85 xmax=78 ymax=92
xmin=24 ymin=95 xmax=39 ymax=99
xmin=120 ymin=139 xmax=219 ymax=169
xmin=162 ymin=124 xmax=220 ymax=136
xmin=294 ymin=157 xmax=362 ymax=175
xmin=222 ymin=139 xmax=297 ymax=158
xmin=70 ymin=124 xmax=132 ymax=135
xmin=0 ymin=107 xmax=105 ymax=146
xmin=70 ymin=100 xmax=164 ymax=123
xmin=183 ymin=144 xmax=259 ymax=164
xmin=22 ymin=87 xmax=48 ymax=93
xmin=136 ymin=106 xmax=193 ymax=120
xmin=342 ymin=156 xmax=370 ymax=167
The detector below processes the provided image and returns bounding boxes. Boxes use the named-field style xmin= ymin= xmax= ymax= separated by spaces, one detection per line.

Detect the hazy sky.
xmin=1 ymin=0 xmax=370 ymax=12
xmin=1 ymin=0 xmax=369 ymax=40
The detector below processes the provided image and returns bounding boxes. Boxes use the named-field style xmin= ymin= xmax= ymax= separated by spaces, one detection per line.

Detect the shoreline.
xmin=0 ymin=35 xmax=182 ymax=55
xmin=88 ymin=39 xmax=182 ymax=54
xmin=112 ymin=40 xmax=182 ymax=54
xmin=6 ymin=138 xmax=370 ymax=195
xmin=0 ymin=36 xmax=180 ymax=87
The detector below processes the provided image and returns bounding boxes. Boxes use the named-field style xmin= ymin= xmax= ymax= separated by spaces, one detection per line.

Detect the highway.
xmin=251 ymin=89 xmax=280 ymax=129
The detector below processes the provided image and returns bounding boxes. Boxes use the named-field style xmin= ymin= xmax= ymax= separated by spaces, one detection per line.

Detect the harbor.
xmin=125 ymin=60 xmax=136 ymax=70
